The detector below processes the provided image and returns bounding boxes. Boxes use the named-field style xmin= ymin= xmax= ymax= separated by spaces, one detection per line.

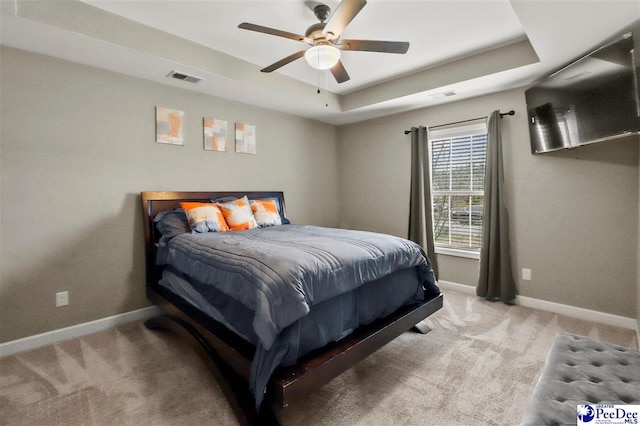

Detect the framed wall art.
xmin=156 ymin=107 xmax=184 ymax=145
xmin=203 ymin=117 xmax=227 ymax=151
xmin=235 ymin=122 xmax=256 ymax=155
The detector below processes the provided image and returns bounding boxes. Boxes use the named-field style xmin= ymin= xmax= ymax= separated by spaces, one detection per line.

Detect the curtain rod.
xmin=403 ymin=110 xmax=515 ymax=135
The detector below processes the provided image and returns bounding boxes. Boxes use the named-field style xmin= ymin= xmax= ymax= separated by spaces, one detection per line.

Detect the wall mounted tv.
xmin=525 ymin=29 xmax=640 ymax=154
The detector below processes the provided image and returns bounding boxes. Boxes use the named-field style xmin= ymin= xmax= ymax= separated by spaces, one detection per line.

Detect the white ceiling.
xmin=1 ymin=0 xmax=639 ymax=125
xmin=83 ymin=0 xmax=527 ymax=94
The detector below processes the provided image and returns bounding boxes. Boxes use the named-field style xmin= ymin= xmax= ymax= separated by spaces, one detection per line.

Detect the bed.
xmin=141 ymin=191 xmax=443 ymax=425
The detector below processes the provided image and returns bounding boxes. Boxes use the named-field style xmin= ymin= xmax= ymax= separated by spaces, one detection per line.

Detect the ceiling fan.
xmin=238 ymin=0 xmax=409 ymax=83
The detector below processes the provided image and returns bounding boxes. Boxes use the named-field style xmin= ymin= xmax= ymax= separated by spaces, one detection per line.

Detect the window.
xmin=429 ymin=119 xmax=487 ymax=256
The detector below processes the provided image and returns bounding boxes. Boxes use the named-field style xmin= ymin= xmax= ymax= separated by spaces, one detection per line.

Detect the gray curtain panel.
xmin=408 ymin=126 xmax=439 ymax=278
xmin=477 ymin=111 xmax=516 ymax=303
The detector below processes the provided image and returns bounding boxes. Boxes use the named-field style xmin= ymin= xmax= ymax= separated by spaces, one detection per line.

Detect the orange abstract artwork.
xmin=235 ymin=122 xmax=256 ymax=154
xmin=203 ymin=118 xmax=227 ymax=152
xmin=156 ymin=107 xmax=184 ymax=145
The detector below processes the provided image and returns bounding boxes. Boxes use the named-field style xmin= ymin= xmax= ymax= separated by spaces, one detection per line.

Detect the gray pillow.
xmin=153 ymin=208 xmax=190 ymax=239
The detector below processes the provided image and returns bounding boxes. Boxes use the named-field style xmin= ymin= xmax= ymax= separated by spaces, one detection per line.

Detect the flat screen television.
xmin=525 ymin=29 xmax=640 ymax=154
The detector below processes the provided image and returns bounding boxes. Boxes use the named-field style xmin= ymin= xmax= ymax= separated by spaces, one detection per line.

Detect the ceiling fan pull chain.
xmin=325 ymin=70 xmax=329 ymax=108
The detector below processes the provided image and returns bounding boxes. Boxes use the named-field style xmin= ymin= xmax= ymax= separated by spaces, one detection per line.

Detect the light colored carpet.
xmin=1 ymin=289 xmax=637 ymax=426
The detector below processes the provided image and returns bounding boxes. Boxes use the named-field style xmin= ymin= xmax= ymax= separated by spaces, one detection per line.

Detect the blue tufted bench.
xmin=521 ymin=333 xmax=640 ymax=425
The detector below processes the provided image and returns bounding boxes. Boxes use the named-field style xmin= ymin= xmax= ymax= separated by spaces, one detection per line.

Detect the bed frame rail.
xmin=269 ymin=293 xmax=443 ymax=406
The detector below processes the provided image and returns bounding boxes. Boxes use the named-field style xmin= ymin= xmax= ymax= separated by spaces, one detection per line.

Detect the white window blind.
xmin=429 ymin=119 xmax=487 ymax=252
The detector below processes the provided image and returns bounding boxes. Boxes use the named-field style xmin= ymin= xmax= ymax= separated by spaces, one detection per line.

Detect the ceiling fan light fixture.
xmin=304 ymin=45 xmax=341 ymax=70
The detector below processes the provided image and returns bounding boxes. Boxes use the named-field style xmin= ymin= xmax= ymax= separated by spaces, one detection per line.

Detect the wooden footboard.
xmin=269 ymin=293 xmax=443 ymax=407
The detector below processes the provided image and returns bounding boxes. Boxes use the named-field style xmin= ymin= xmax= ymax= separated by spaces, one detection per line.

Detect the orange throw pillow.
xmin=216 ymin=196 xmax=258 ymax=231
xmin=250 ymin=199 xmax=282 ymax=227
xmin=180 ymin=202 xmax=229 ymax=233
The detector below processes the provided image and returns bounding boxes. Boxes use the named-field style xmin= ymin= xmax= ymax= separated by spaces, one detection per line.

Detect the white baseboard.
xmin=438 ymin=280 xmax=639 ymax=333
xmin=437 ymin=280 xmax=477 ymax=295
xmin=0 ymin=306 xmax=161 ymax=357
xmin=2 ymin=283 xmax=638 ymax=356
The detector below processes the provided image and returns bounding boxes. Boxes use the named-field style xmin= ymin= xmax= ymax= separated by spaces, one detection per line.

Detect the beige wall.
xmin=0 ymin=47 xmax=339 ymax=343
xmin=2 ymin=45 xmax=638 ymax=344
xmin=338 ymin=88 xmax=639 ymax=318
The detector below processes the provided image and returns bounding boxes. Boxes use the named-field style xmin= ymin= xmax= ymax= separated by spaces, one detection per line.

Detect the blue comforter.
xmin=156 ymin=224 xmax=436 ymax=351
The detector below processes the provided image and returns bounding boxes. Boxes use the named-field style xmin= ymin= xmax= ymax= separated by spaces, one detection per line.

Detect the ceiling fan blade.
xmin=323 ymin=0 xmax=367 ymax=40
xmin=238 ymin=23 xmax=311 ymax=43
xmin=339 ymin=39 xmax=410 ymax=54
xmin=261 ymin=50 xmax=307 ymax=73
xmin=330 ymin=60 xmax=351 ymax=83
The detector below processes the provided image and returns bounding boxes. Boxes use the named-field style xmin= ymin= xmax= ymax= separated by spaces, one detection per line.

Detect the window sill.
xmin=435 ymin=246 xmax=480 ymax=260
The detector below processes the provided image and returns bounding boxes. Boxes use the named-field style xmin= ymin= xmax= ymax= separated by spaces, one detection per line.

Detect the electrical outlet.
xmin=522 ymin=268 xmax=532 ymax=281
xmin=56 ymin=291 xmax=69 ymax=307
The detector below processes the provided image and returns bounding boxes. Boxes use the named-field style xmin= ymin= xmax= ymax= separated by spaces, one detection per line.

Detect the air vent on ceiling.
xmin=429 ymin=90 xmax=457 ymax=99
xmin=167 ymin=70 xmax=203 ymax=83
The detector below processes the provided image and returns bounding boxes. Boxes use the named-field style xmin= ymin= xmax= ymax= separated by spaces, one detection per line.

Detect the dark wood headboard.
xmin=140 ymin=191 xmax=286 ymax=291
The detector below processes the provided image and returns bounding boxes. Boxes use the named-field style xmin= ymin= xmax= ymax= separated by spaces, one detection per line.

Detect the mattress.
xmin=160 ymin=265 xmax=426 ymax=350
xmin=156 ymin=224 xmax=438 ymax=349
xmin=159 ymin=264 xmax=429 ymax=405
xmin=155 ymin=224 xmax=439 ymax=405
